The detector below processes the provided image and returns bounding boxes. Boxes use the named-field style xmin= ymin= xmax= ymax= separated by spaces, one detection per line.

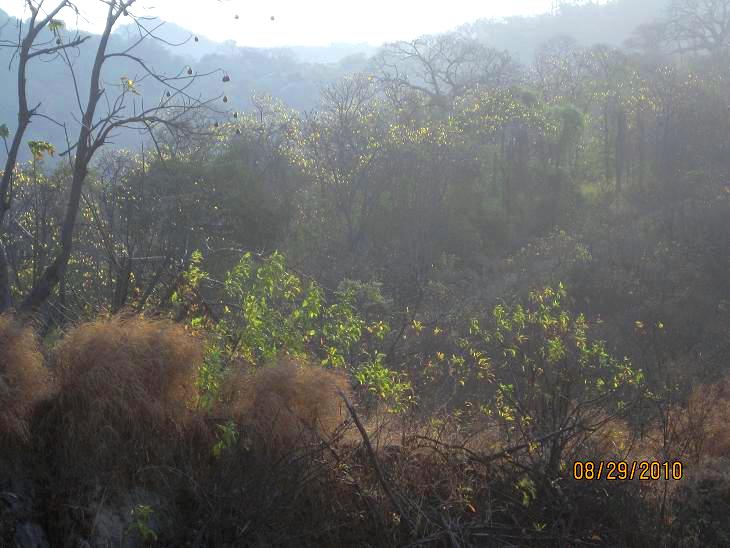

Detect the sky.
xmin=2 ymin=0 xmax=557 ymax=47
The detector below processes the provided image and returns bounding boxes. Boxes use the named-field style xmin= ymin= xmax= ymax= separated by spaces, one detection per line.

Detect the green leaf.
xmin=48 ymin=19 xmax=65 ymax=33
xmin=0 ymin=124 xmax=9 ymax=139
xmin=516 ymin=476 xmax=537 ymax=507
xmin=27 ymin=140 xmax=55 ymax=161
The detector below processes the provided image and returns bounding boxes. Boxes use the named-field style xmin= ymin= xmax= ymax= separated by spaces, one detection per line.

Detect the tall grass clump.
xmin=217 ymin=359 xmax=351 ymax=452
xmin=0 ymin=314 xmax=50 ymax=443
xmin=40 ymin=317 xmax=205 ymax=487
xmin=191 ymin=360 xmax=360 ymax=546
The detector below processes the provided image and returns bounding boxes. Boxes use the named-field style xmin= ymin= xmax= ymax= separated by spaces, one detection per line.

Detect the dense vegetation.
xmin=1 ymin=0 xmax=730 ymax=546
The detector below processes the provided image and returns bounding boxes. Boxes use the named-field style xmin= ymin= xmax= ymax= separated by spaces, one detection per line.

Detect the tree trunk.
xmin=615 ymin=107 xmax=627 ymax=194
xmin=603 ymin=103 xmax=611 ymax=184
xmin=19 ymin=157 xmax=89 ymax=313
xmin=0 ymin=32 xmax=33 ymax=315
xmin=0 ymin=242 xmax=12 ymax=313
xmin=637 ymin=105 xmax=645 ymax=191
xmin=19 ymin=2 xmax=119 ymax=314
xmin=0 ymin=36 xmax=33 ymax=228
xmin=0 ymin=116 xmax=30 ymax=226
xmin=111 ymin=256 xmax=132 ymax=313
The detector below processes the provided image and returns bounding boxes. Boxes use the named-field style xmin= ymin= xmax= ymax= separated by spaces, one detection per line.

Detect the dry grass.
xmin=40 ymin=316 xmax=204 ymax=485
xmin=217 ymin=359 xmax=351 ymax=450
xmin=16 ymin=315 xmax=717 ymax=546
xmin=189 ymin=361 xmax=362 ymax=546
xmin=638 ymin=376 xmax=730 ymax=465
xmin=682 ymin=377 xmax=730 ymax=460
xmin=0 ymin=314 xmax=50 ymax=441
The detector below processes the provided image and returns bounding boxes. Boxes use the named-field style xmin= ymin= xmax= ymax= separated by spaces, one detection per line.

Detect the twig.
xmin=337 ymin=389 xmax=417 ymax=536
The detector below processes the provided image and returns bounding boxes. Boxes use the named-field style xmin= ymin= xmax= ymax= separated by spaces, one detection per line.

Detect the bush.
xmin=0 ymin=314 xmax=50 ymax=442
xmin=643 ymin=376 xmax=730 ymax=465
xmin=670 ymin=457 xmax=730 ymax=547
xmin=217 ymin=359 xmax=351 ymax=451
xmin=40 ymin=317 xmax=205 ymax=486
xmin=681 ymin=378 xmax=730 ymax=461
xmin=435 ymin=285 xmax=644 ymax=476
xmin=190 ymin=360 xmax=363 ymax=546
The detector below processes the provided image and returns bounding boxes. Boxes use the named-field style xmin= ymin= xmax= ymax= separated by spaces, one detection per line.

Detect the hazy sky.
xmin=2 ymin=0 xmax=556 ymax=47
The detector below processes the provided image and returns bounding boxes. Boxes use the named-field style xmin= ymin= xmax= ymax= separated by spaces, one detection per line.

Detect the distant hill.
xmin=0 ymin=0 xmax=671 ymax=161
xmin=114 ymin=20 xmax=223 ymax=60
xmin=0 ymin=11 xmax=372 ymax=161
xmin=461 ymin=0 xmax=669 ymax=61
xmin=281 ymin=43 xmax=378 ymax=64
xmin=115 ymin=19 xmax=377 ymax=64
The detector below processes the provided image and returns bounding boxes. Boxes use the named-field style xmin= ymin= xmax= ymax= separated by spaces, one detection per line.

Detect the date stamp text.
xmin=572 ymin=461 xmax=683 ymax=481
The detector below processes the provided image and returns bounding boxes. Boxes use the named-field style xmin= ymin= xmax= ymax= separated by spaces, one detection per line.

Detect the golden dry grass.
xmin=217 ymin=359 xmax=351 ymax=450
xmin=683 ymin=377 xmax=730 ymax=460
xmin=654 ymin=377 xmax=730 ymax=463
xmin=632 ymin=376 xmax=730 ymax=468
xmin=42 ymin=316 xmax=204 ymax=483
xmin=0 ymin=314 xmax=50 ymax=441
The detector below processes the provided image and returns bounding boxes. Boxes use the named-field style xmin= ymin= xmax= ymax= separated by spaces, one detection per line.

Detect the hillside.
xmin=2 ymin=0 xmax=730 ymax=546
xmin=463 ymin=0 xmax=669 ymax=60
xmin=0 ymin=1 xmax=669 ymax=160
xmin=0 ymin=8 xmax=370 ymax=160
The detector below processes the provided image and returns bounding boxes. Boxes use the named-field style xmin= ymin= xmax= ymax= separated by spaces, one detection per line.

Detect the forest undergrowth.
xmin=1 ymin=282 xmax=729 ymax=547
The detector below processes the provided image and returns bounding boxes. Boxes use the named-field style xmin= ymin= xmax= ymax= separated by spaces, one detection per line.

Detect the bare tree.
xmin=373 ymin=33 xmax=516 ymax=107
xmin=0 ymin=2 xmax=88 ymax=230
xmin=532 ymin=36 xmax=591 ymax=105
xmin=301 ymin=75 xmax=385 ymax=253
xmin=0 ymin=1 xmax=89 ymax=311
xmin=665 ymin=0 xmax=730 ymax=54
xmin=0 ymin=0 xmax=222 ymax=314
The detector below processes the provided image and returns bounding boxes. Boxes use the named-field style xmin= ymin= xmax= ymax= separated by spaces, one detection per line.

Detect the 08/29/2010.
xmin=572 ymin=461 xmax=683 ymax=481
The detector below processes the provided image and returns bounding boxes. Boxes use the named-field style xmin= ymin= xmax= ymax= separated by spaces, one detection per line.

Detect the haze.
xmin=6 ymin=0 xmax=730 ymax=545
xmin=2 ymin=0 xmax=557 ymax=47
